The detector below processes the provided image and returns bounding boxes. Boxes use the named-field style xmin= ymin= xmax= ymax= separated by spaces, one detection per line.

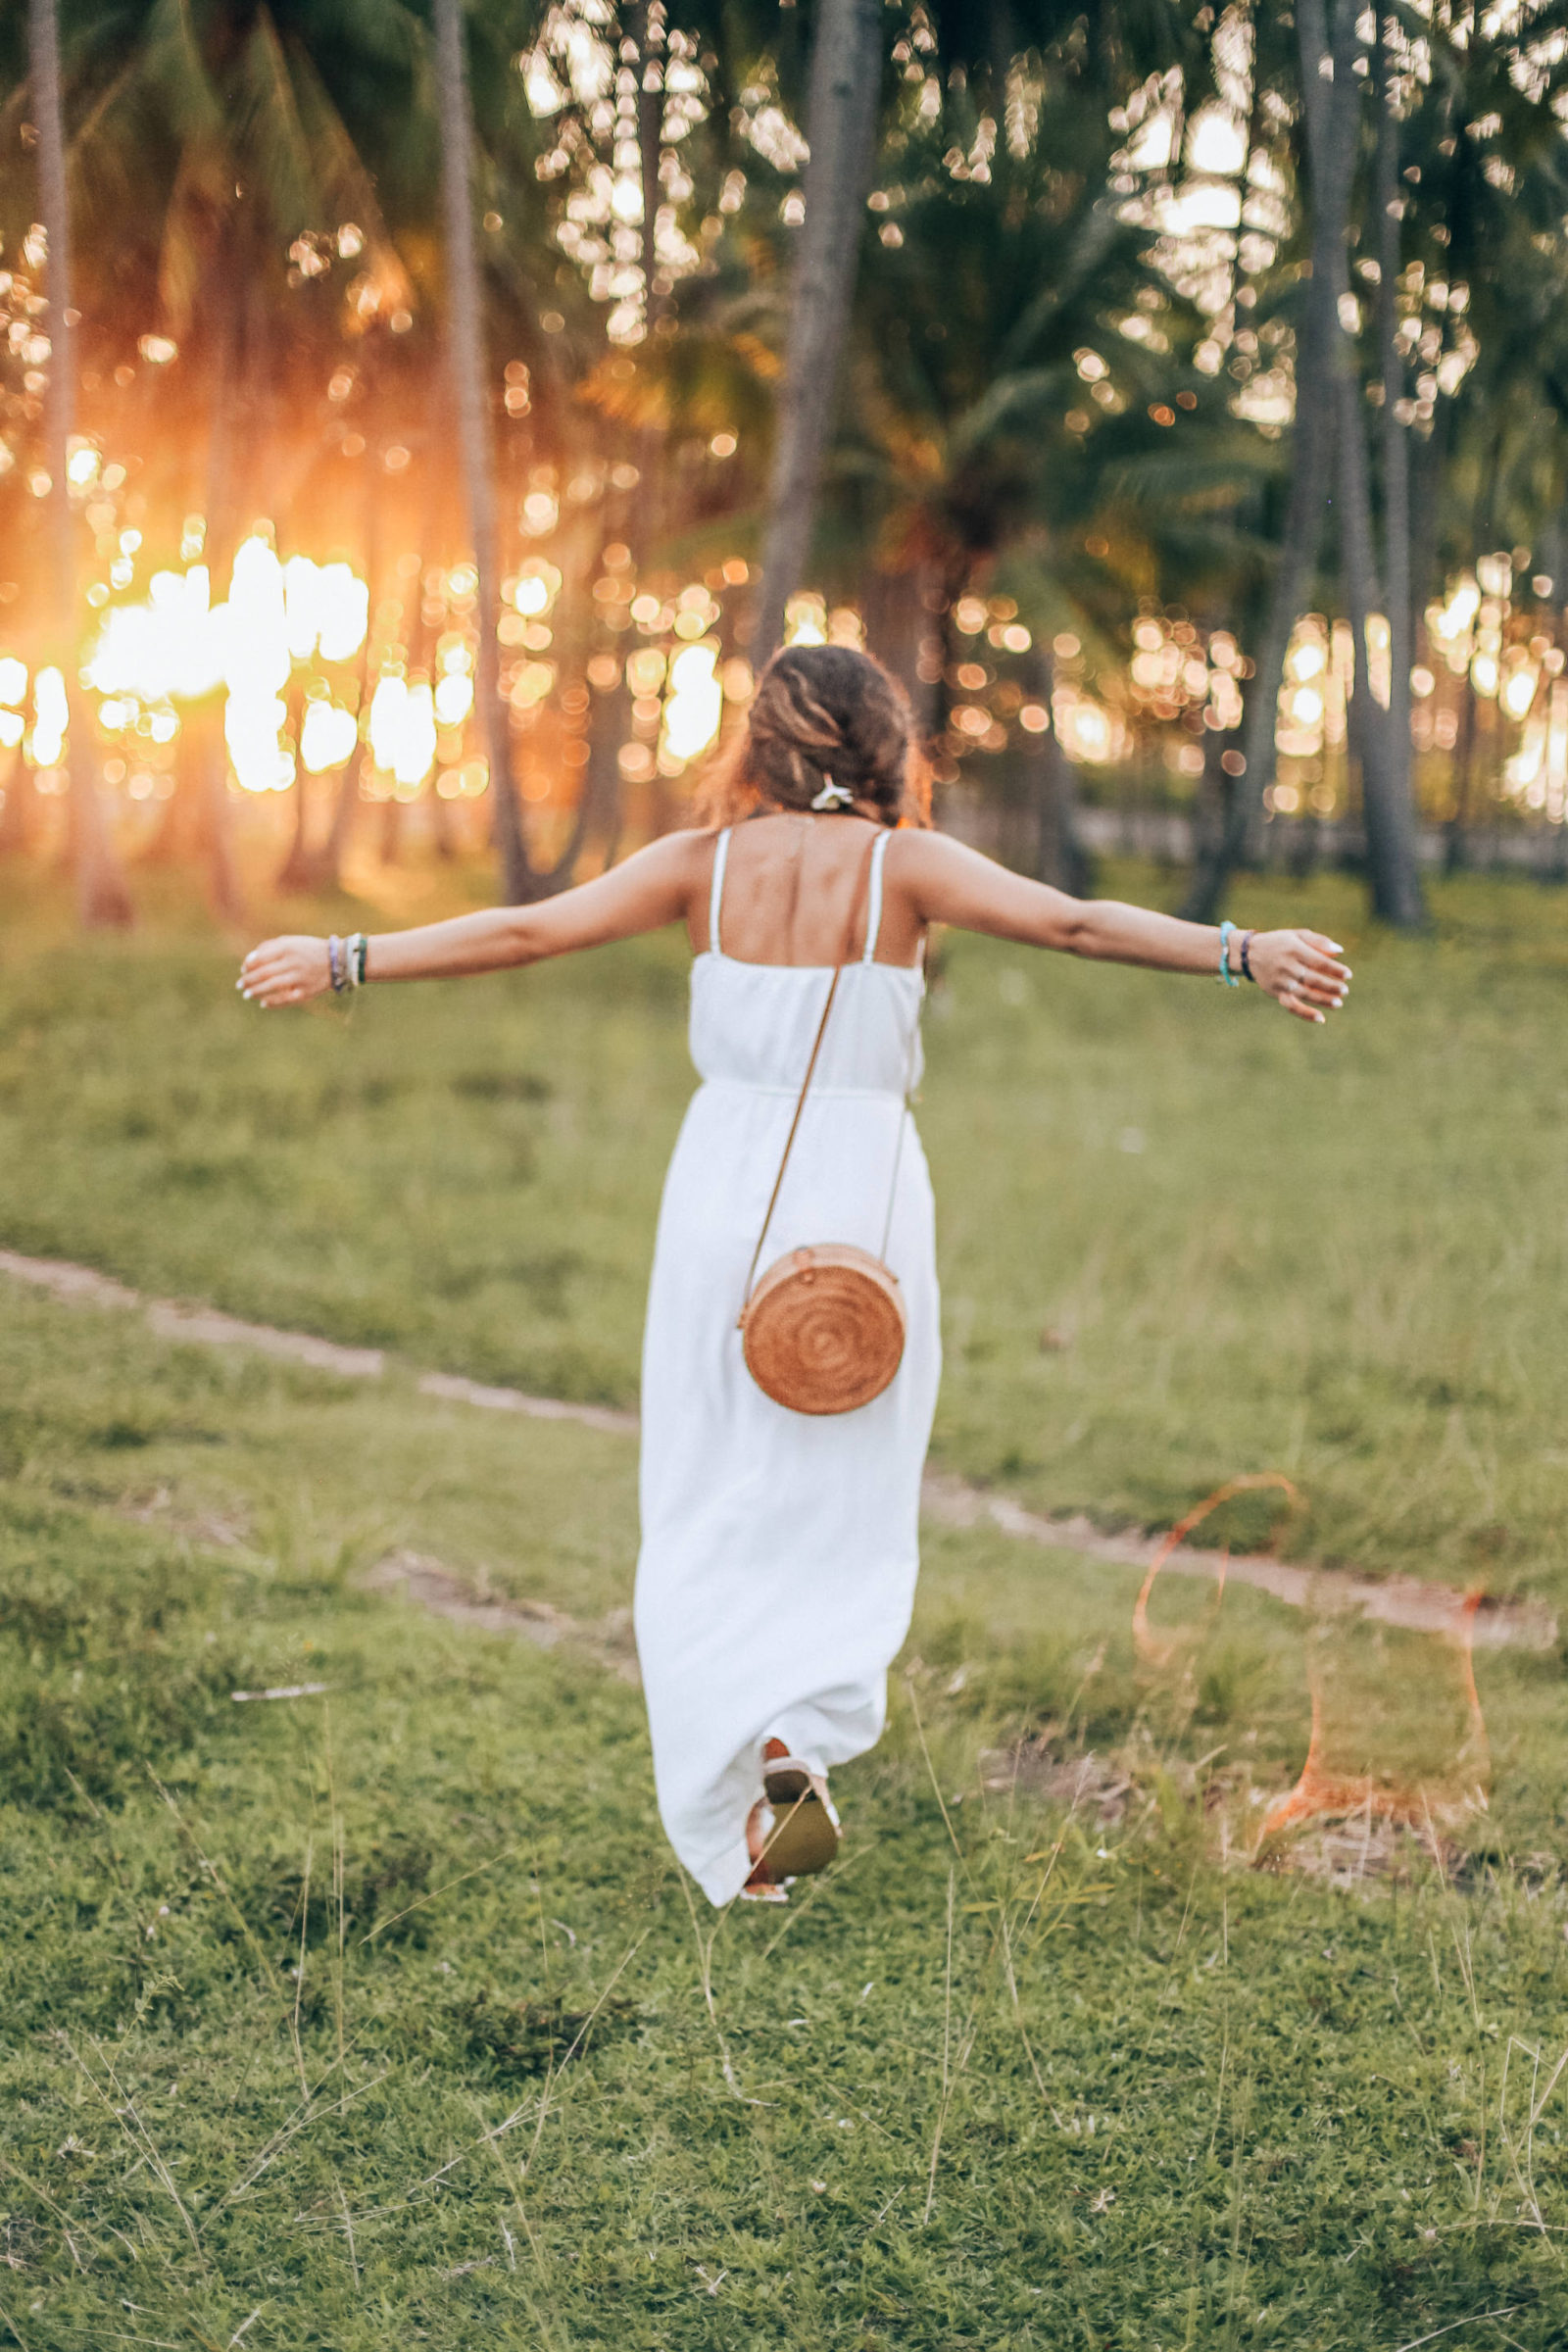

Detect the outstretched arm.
xmin=898 ymin=832 xmax=1350 ymax=1025
xmin=238 ymin=832 xmax=704 ymax=1008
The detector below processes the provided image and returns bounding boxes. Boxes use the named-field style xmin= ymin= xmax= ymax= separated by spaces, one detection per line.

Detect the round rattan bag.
xmin=741 ymin=1243 xmax=906 ymax=1415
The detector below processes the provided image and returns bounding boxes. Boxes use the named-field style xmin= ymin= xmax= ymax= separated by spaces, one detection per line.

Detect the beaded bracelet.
xmin=327 ymin=935 xmax=345 ymax=993
xmin=1218 ymin=919 xmax=1241 ymax=988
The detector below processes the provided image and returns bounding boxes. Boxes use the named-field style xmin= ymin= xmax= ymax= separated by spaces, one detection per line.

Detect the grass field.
xmin=4 ymin=858 xmax=1568 ymax=1597
xmin=3 ymin=857 xmax=1568 ymax=2346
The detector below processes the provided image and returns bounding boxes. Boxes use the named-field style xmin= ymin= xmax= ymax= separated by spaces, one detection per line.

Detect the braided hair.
xmin=697 ymin=644 xmax=930 ymax=829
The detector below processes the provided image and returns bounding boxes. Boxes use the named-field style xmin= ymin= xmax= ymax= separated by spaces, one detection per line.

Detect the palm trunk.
xmin=430 ymin=771 xmax=456 ymax=859
xmin=414 ymin=469 xmax=457 ymax=863
xmin=753 ymin=0 xmax=884 ymax=665
xmin=434 ymin=0 xmax=532 ymax=902
xmin=318 ymin=429 xmax=389 ymax=889
xmin=1181 ymin=264 xmax=1337 ymax=920
xmin=144 ymin=259 xmax=237 ymax=890
xmin=156 ymin=248 xmax=244 ymax=916
xmin=1182 ymin=11 xmax=1349 ymax=921
xmin=1408 ymin=393 xmax=1448 ymax=635
xmin=1312 ymin=16 xmax=1422 ymax=925
xmin=579 ymin=524 xmax=630 ymax=873
xmin=30 ymin=0 xmax=132 ymax=927
xmin=0 ymin=759 xmax=38 ymax=857
xmin=274 ymin=679 xmax=315 ymax=893
xmin=1309 ymin=0 xmax=1423 ymax=923
xmin=1180 ymin=13 xmax=1292 ymax=921
xmin=861 ymin=561 xmax=941 ymax=740
xmin=1335 ymin=333 xmax=1424 ymax=922
xmin=1335 ymin=364 xmax=1382 ymax=811
xmin=320 ymin=720 xmax=365 ymax=882
xmin=632 ymin=5 xmax=665 ymax=568
xmin=1191 ymin=713 xmax=1232 ymax=885
xmin=1373 ymin=26 xmax=1416 ymax=892
xmin=197 ymin=251 xmax=245 ymax=918
xmin=1446 ymin=677 xmax=1477 ymax=872
xmin=1023 ymin=654 xmax=1089 ymax=895
xmin=636 ymin=1 xmax=662 ymax=332
xmin=1187 ymin=0 xmax=1424 ymax=925
xmin=584 ymin=670 xmax=629 ymax=871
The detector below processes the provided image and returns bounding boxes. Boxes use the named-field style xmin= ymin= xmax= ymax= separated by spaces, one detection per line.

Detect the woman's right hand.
xmin=237 ymin=935 xmax=333 ymax=1007
xmin=1246 ymin=928 xmax=1350 ymax=1024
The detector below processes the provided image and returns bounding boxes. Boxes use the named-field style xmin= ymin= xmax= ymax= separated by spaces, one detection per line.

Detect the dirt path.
xmin=4 ymin=1248 xmax=1554 ymax=1652
xmin=361 ymin=1550 xmax=641 ymax=1683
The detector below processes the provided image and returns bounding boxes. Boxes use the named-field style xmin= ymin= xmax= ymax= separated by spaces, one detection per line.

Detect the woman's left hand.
xmin=1245 ymin=928 xmax=1351 ymax=1024
xmin=237 ymin=935 xmax=332 ymax=1007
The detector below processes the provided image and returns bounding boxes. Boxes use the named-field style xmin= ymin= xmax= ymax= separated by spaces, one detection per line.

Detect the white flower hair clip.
xmin=809 ymin=774 xmax=856 ymax=810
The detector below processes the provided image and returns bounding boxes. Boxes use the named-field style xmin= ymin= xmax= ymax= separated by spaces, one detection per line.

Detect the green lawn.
xmin=3 ymin=858 xmax=1568 ymax=2346
xmin=3 ymin=858 xmax=1567 ymax=1596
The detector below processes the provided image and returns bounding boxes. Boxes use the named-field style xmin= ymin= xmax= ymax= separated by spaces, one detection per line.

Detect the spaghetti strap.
xmin=709 ymin=828 xmax=732 ymax=957
xmin=862 ymin=828 xmax=892 ymax=963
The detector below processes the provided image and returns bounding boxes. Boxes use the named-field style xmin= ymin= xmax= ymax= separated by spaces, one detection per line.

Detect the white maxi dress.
xmin=634 ymin=827 xmax=942 ymax=1905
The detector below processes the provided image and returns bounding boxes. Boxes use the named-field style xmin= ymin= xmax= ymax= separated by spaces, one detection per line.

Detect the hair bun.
xmin=741 ymin=645 xmax=918 ymax=824
xmin=695 ymin=640 xmax=932 ymax=830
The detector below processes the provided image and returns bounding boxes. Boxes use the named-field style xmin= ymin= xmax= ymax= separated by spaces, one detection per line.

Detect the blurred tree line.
xmin=3 ymin=0 xmax=1568 ymax=929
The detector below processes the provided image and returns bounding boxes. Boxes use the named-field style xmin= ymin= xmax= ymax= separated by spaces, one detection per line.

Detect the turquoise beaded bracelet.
xmin=1218 ymin=919 xmax=1241 ymax=988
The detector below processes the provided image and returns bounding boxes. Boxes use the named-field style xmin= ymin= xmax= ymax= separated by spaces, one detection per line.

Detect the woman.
xmin=239 ymin=645 xmax=1350 ymax=1904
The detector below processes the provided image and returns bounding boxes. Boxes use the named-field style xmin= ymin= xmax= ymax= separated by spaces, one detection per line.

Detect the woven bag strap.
xmin=740 ymin=829 xmax=881 ymax=1315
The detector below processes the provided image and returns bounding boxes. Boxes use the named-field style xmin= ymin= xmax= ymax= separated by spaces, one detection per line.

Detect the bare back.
xmin=682 ymin=814 xmax=926 ymax=969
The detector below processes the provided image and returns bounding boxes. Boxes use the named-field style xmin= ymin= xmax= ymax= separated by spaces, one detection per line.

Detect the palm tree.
xmin=842 ymin=24 xmax=1221 ymax=887
xmin=1177 ymin=0 xmax=1426 ymax=924
xmin=1308 ymin=0 xmax=1423 ymax=927
xmin=27 ymin=0 xmax=132 ymax=926
xmin=60 ymin=0 xmax=425 ymax=912
xmin=436 ymin=0 xmax=613 ymax=903
xmin=1372 ymin=19 xmax=1414 ymax=898
xmin=1179 ymin=6 xmax=1341 ymax=920
xmin=752 ymin=0 xmax=885 ymax=664
xmin=1396 ymin=7 xmax=1568 ymax=859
